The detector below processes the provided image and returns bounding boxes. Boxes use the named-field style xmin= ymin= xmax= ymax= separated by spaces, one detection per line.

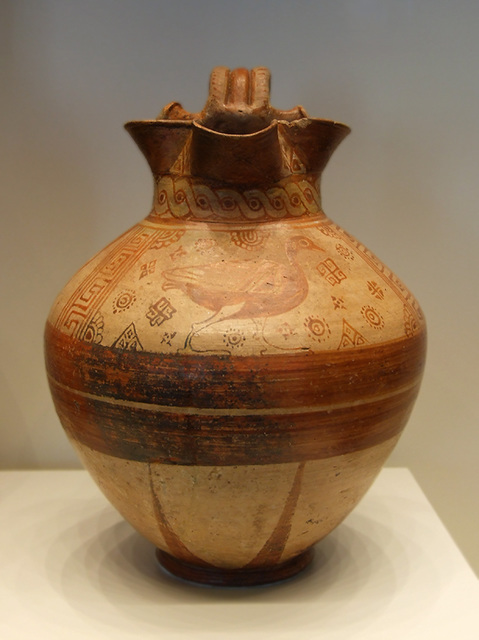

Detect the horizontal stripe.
xmin=45 ymin=322 xmax=426 ymax=465
xmin=49 ymin=374 xmax=421 ymax=416
xmin=45 ymin=323 xmax=426 ymax=411
xmin=140 ymin=215 xmax=327 ymax=231
xmin=51 ymin=378 xmax=419 ymax=465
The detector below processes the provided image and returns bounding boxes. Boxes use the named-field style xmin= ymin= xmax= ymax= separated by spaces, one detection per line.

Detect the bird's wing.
xmin=163 ymin=260 xmax=283 ymax=292
xmin=163 ymin=265 xmax=210 ymax=285
xmin=242 ymin=260 xmax=289 ymax=294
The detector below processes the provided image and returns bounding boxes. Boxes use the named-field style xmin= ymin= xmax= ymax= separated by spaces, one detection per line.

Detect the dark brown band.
xmin=45 ymin=323 xmax=426 ymax=465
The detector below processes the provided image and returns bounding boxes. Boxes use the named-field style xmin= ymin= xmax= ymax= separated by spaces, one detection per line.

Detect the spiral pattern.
xmin=151 ymin=176 xmax=321 ymax=221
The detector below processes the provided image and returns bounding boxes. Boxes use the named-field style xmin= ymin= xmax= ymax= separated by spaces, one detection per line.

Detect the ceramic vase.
xmin=45 ymin=67 xmax=426 ymax=586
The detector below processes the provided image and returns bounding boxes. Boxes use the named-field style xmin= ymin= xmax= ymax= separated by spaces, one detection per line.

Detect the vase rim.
xmin=124 ymin=116 xmax=351 ymax=137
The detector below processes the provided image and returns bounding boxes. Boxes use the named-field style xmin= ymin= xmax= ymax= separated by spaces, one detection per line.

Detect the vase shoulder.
xmin=46 ymin=215 xmax=425 ymax=358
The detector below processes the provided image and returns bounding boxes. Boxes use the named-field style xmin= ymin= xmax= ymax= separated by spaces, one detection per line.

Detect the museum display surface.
xmin=1 ymin=469 xmax=478 ymax=639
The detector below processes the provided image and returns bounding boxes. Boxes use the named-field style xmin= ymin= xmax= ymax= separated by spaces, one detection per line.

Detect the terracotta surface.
xmin=45 ymin=67 xmax=426 ymax=586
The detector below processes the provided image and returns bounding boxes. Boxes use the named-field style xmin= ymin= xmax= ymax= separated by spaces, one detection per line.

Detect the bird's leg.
xmin=183 ymin=312 xmax=220 ymax=350
xmin=183 ymin=303 xmax=246 ymax=353
xmin=183 ymin=311 xmax=221 ymax=350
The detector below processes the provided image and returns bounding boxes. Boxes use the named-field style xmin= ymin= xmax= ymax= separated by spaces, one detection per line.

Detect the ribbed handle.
xmin=201 ymin=66 xmax=305 ymax=134
xmin=159 ymin=67 xmax=306 ymax=134
xmin=207 ymin=66 xmax=271 ymax=111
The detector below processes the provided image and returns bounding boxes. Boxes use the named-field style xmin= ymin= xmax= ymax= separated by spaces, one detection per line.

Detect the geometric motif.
xmin=367 ymin=280 xmax=385 ymax=300
xmin=304 ymin=316 xmax=331 ymax=343
xmin=318 ymin=224 xmax=339 ymax=238
xmin=361 ymin=305 xmax=385 ymax=330
xmin=335 ymin=243 xmax=355 ymax=260
xmin=223 ymin=327 xmax=247 ymax=350
xmin=276 ymin=321 xmax=297 ymax=340
xmin=279 ymin=131 xmax=307 ymax=175
xmin=194 ymin=238 xmax=220 ymax=255
xmin=169 ymin=246 xmax=187 ymax=261
xmin=139 ymin=260 xmax=157 ymax=279
xmin=82 ymin=311 xmax=104 ymax=345
xmin=112 ymin=323 xmax=143 ymax=351
xmin=112 ymin=290 xmax=137 ymax=314
xmin=404 ymin=306 xmax=419 ymax=337
xmin=151 ymin=175 xmax=322 ymax=222
xmin=244 ymin=461 xmax=306 ymax=569
xmin=160 ymin=331 xmax=177 ymax=347
xmin=230 ymin=229 xmax=269 ymax=251
xmin=331 ymin=296 xmax=346 ymax=310
xmin=337 ymin=319 xmax=368 ymax=349
xmin=149 ymin=229 xmax=185 ymax=250
xmin=317 ymin=258 xmax=347 ymax=286
xmin=146 ymin=297 xmax=177 ymax=327
xmin=280 ymin=139 xmax=307 ymax=174
xmin=56 ymin=226 xmax=162 ymax=339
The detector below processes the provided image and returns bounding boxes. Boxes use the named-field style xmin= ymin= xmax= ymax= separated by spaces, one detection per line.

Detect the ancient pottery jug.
xmin=45 ymin=67 xmax=426 ymax=586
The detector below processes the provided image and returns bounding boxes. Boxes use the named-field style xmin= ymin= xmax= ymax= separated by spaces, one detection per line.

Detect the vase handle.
xmin=159 ymin=67 xmax=306 ymax=133
xmin=201 ymin=66 xmax=306 ymax=133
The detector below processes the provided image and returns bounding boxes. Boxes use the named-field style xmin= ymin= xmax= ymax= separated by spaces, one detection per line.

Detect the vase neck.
xmin=148 ymin=172 xmax=323 ymax=224
xmin=125 ymin=67 xmax=350 ymax=223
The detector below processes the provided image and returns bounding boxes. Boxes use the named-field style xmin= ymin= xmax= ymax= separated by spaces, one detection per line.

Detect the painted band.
xmin=45 ymin=323 xmax=426 ymax=410
xmin=45 ymin=322 xmax=425 ymax=465
xmin=48 ymin=373 xmax=421 ymax=465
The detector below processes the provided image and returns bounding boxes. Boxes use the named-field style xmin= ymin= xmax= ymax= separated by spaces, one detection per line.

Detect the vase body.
xmin=45 ymin=67 xmax=426 ymax=586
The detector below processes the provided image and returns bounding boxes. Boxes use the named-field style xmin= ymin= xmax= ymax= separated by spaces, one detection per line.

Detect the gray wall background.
xmin=2 ymin=1 xmax=478 ymax=575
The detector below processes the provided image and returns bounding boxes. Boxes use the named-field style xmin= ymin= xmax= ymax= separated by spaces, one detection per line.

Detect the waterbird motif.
xmin=162 ymin=236 xmax=324 ymax=349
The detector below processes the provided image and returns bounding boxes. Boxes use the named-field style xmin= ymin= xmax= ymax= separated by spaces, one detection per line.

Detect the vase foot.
xmin=156 ymin=548 xmax=314 ymax=587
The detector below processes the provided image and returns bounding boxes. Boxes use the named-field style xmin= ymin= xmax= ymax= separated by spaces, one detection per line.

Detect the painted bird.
xmin=162 ymin=235 xmax=324 ymax=348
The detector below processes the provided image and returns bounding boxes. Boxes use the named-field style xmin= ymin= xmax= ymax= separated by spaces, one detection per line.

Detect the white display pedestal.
xmin=1 ymin=468 xmax=477 ymax=639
